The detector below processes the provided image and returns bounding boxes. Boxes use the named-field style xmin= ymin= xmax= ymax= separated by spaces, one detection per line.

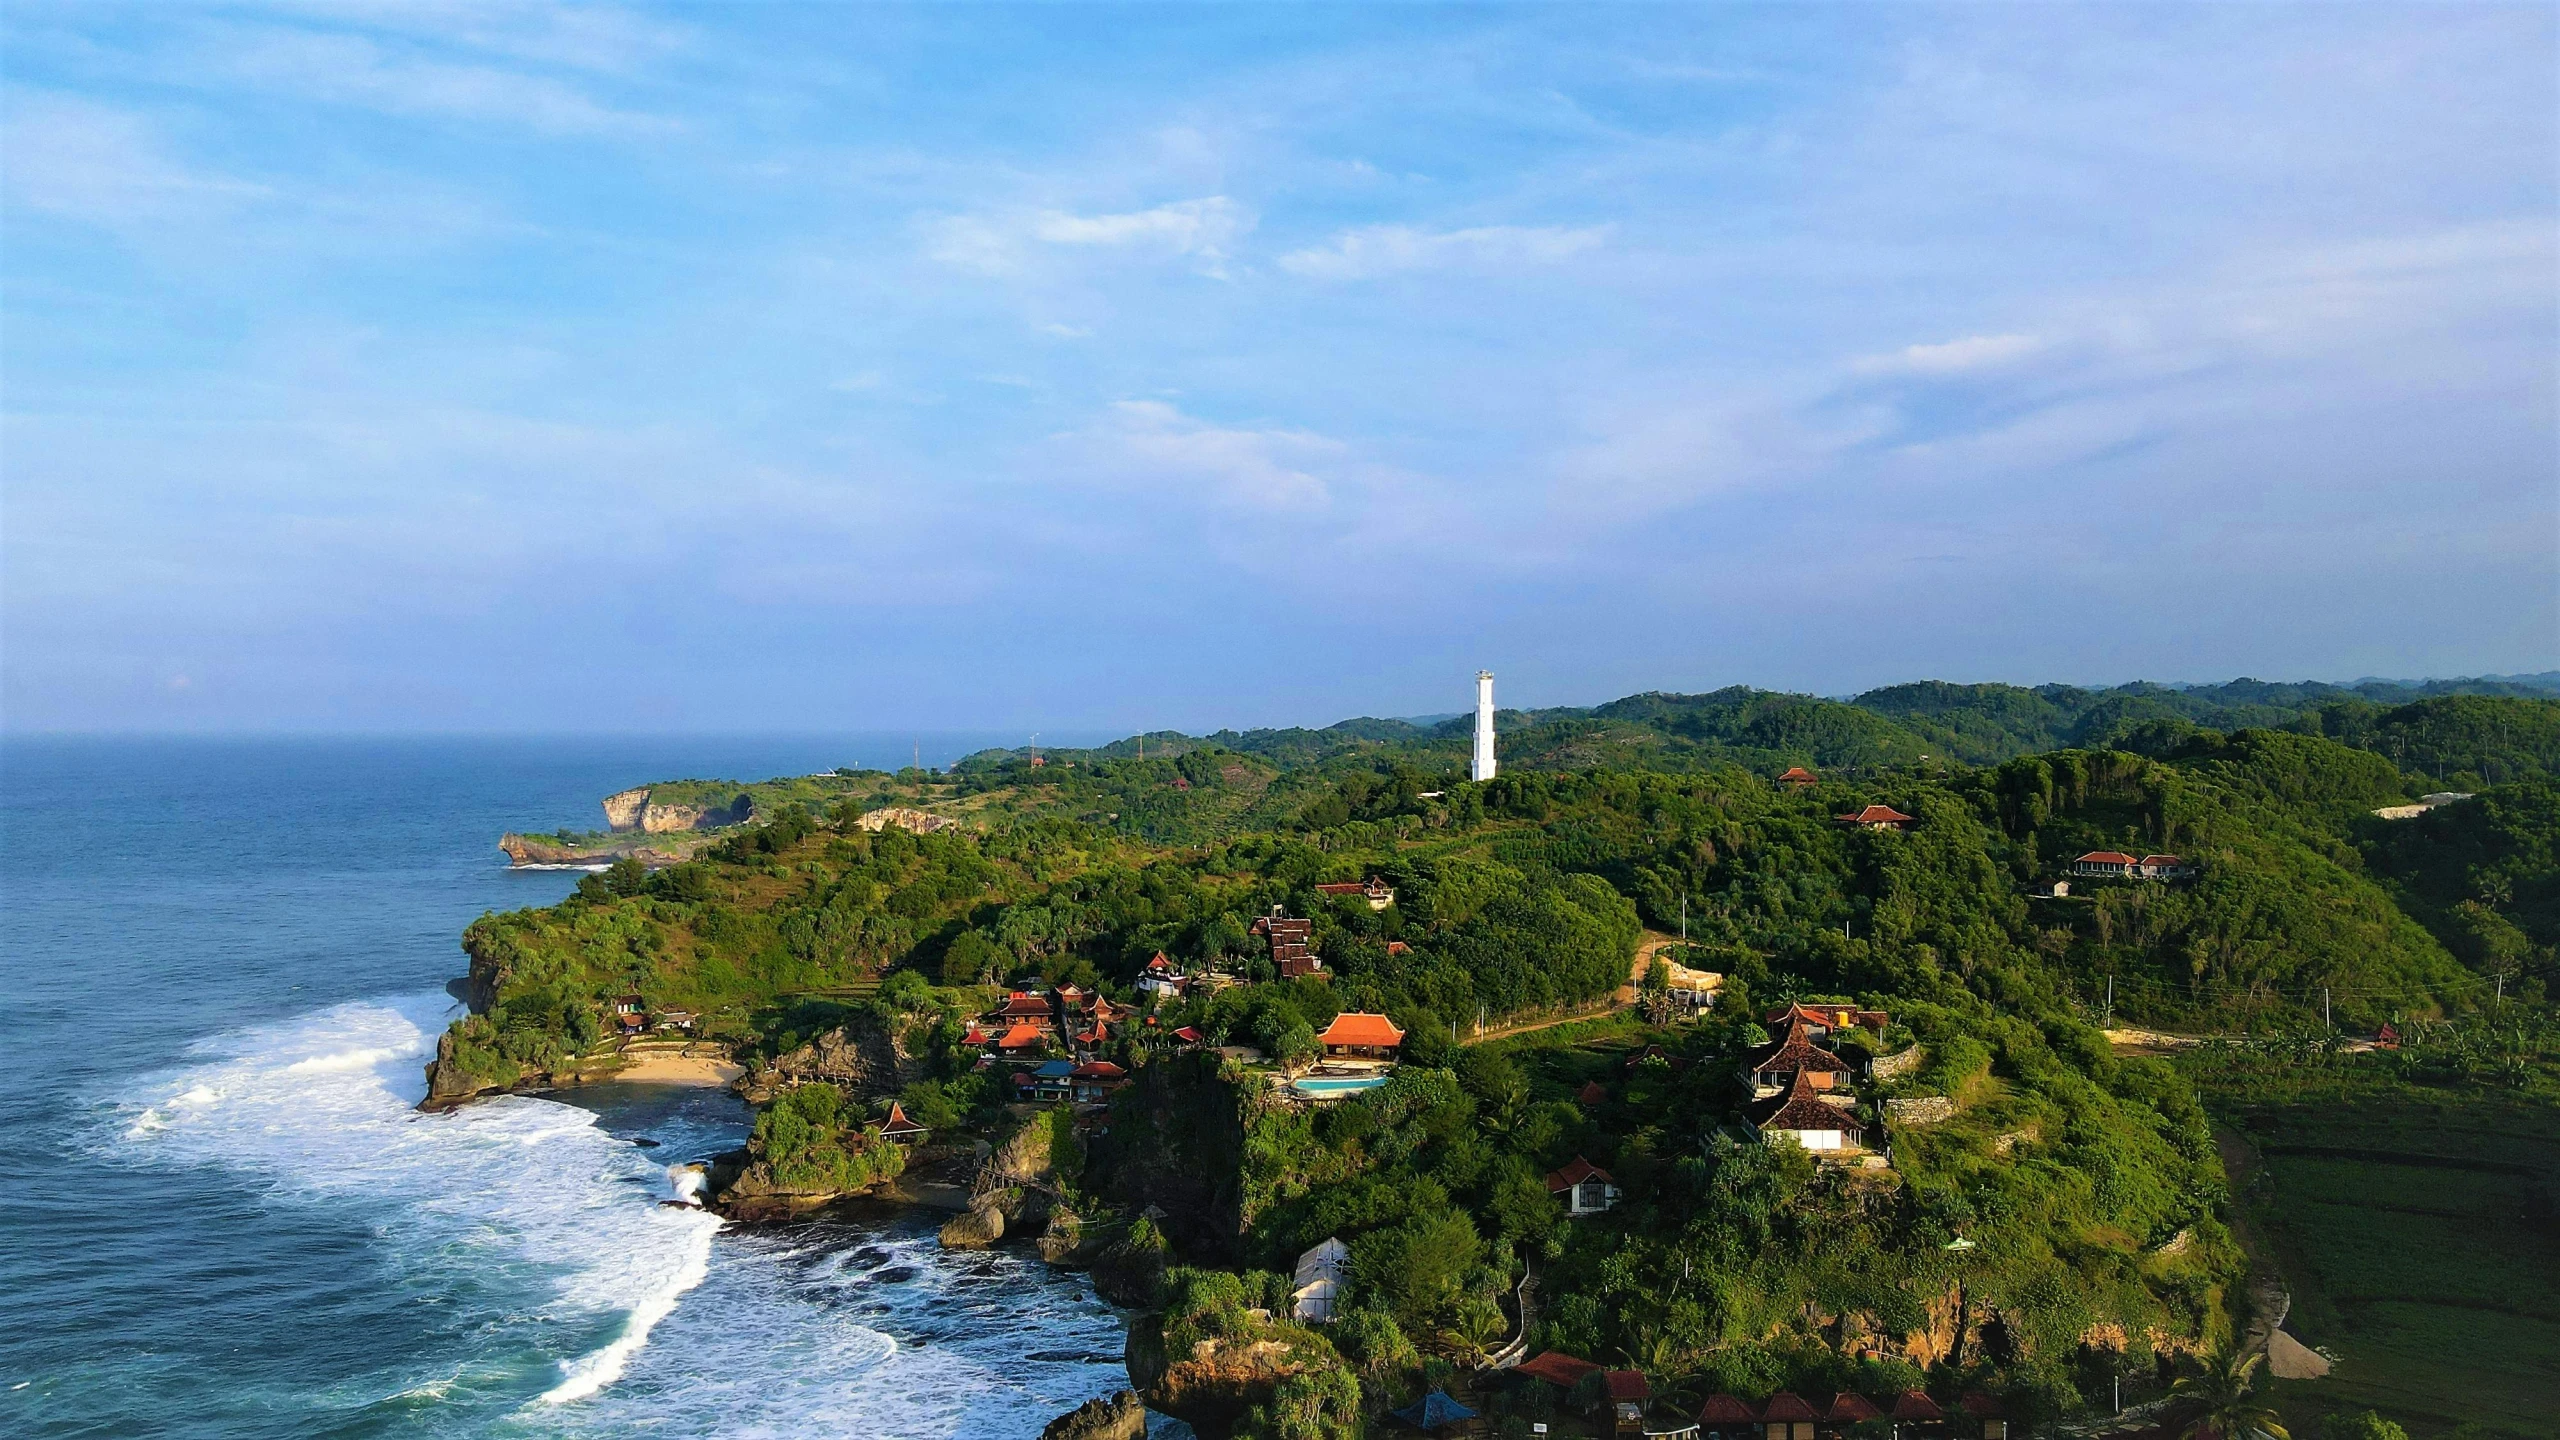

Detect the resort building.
xmin=1835 ymin=804 xmax=1915 ymax=832
xmin=1693 ymin=1388 xmax=1951 ymax=1440
xmin=1749 ymin=1071 xmax=1866 ymax=1152
xmin=1762 ymin=1003 xmax=1889 ymax=1041
xmin=1252 ymin=906 xmax=1323 ymax=978
xmin=1313 ymin=878 xmax=1397 ymax=910
xmin=2073 ymin=851 xmax=2193 ymax=881
xmin=1137 ymin=952 xmax=1186 ymax=1002
xmin=1016 ymin=1058 xmax=1075 ymax=1103
xmin=1604 ymin=1371 xmax=1650 ymax=1434
xmin=990 ymin=991 xmax=1060 ymax=1034
xmin=1740 ymin=1021 xmax=1857 ymax=1098
xmin=1316 ymin=1012 xmax=1403 ymax=1059
xmin=877 ymin=1101 xmax=928 ymax=1144
xmin=1514 ymin=1352 xmax=1601 ymax=1394
xmin=1068 ymin=1060 xmax=1128 ymax=1105
xmin=1545 ymin=1156 xmax=1621 ymax=1216
xmin=1778 ymin=765 xmax=1818 ymax=787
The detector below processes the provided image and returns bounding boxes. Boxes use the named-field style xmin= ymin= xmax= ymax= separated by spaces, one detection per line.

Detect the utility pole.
xmin=2104 ymin=975 xmax=2113 ymax=1026
xmin=2496 ymin=974 xmax=2506 ymax=1011
xmin=2323 ymin=985 xmax=2332 ymax=1029
xmin=1680 ymin=896 xmax=1688 ymax=942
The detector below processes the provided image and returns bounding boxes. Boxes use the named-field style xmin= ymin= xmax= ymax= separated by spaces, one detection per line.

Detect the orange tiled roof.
xmin=1317 ymin=1012 xmax=1403 ymax=1048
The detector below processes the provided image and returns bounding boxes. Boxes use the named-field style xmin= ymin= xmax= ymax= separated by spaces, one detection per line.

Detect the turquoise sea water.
xmin=0 ymin=735 xmax=1136 ymax=1438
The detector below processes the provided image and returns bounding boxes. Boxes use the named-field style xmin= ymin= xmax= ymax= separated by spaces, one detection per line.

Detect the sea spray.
xmin=537 ymin=1209 xmax=720 ymax=1403
xmin=99 ymin=993 xmax=727 ymax=1408
xmin=87 ymin=992 xmax=1139 ymax=1436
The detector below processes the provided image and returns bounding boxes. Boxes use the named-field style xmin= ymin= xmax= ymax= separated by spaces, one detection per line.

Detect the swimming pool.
xmin=1293 ymin=1075 xmax=1391 ymax=1098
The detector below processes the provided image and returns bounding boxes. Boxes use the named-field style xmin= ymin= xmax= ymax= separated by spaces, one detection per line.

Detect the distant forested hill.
xmin=946 ymin=676 xmax=2560 ymax=844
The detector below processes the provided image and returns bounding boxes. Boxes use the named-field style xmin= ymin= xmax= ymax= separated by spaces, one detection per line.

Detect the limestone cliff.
xmin=750 ymin=1015 xmax=916 ymax=1100
xmin=602 ymin=787 xmax=651 ymax=830
xmin=1125 ymin=1312 xmax=1337 ymax=1436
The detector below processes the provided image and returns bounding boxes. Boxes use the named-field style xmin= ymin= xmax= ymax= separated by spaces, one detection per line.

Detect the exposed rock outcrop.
xmin=1125 ymin=1313 xmax=1334 ymax=1435
xmin=497 ymin=833 xmax=693 ymax=868
xmin=939 ymin=1200 xmax=1006 ymax=1249
xmin=859 ymin=806 xmax=958 ymax=835
xmin=421 ymin=1030 xmax=490 ymax=1108
xmin=754 ymin=1016 xmax=916 ymax=1100
xmin=602 ymin=787 xmax=651 ymax=830
xmin=1040 ymin=1390 xmax=1146 ymax=1440
xmin=1039 ymin=1208 xmax=1106 ymax=1267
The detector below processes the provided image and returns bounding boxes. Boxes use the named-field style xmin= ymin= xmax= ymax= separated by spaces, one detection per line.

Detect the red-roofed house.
xmin=1312 ymin=878 xmax=1397 ymax=910
xmin=2375 ymin=1022 xmax=2401 ymax=1050
xmin=1545 ymin=1157 xmax=1621 ymax=1216
xmin=1836 ymin=804 xmax=1915 ymax=832
xmin=1603 ymin=1371 xmax=1649 ymax=1433
xmin=878 ymin=1101 xmax=928 ymax=1144
xmin=1749 ymin=1071 xmax=1866 ymax=1153
xmin=1695 ymin=1393 xmax=1758 ymax=1439
xmin=2138 ymin=853 xmax=2193 ymax=880
xmin=1172 ymin=1025 xmax=1204 ymax=1047
xmin=1889 ymin=1389 xmax=1945 ymax=1424
xmin=1513 ymin=1352 xmax=1600 ymax=1390
xmin=1253 ymin=906 xmax=1323 ymax=978
xmin=2072 ymin=851 xmax=2139 ymax=878
xmin=1961 ymin=1391 xmax=2009 ymax=1440
xmin=992 ymin=992 xmax=1059 ymax=1032
xmin=1826 ymin=1392 xmax=1881 ymax=1425
xmin=1069 ymin=1060 xmax=1128 ymax=1104
xmin=1740 ymin=1021 xmax=1857 ymax=1098
xmin=1138 ymin=952 xmax=1184 ymax=1001
xmin=1758 ymin=1391 xmax=1820 ymax=1440
xmin=1763 ymin=1002 xmax=1891 ymax=1039
xmin=1779 ymin=765 xmax=1818 ymax=787
xmin=1577 ymin=1080 xmax=1607 ymax=1106
xmin=995 ymin=1023 xmax=1049 ymax=1056
xmin=1315 ymin=1012 xmax=1403 ymax=1058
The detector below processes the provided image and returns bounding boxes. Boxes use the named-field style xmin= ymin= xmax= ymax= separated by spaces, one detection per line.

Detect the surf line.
xmin=537 ymin=1205 xmax=724 ymax=1404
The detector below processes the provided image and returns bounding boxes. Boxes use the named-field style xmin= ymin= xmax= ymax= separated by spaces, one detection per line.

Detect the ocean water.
xmin=0 ymin=736 xmax=1135 ymax=1438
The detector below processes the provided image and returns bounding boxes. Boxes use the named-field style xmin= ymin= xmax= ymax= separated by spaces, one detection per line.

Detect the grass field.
xmin=2215 ymin=1088 xmax=2560 ymax=1437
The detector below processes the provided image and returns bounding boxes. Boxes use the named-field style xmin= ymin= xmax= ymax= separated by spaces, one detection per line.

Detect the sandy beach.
xmin=615 ymin=1053 xmax=746 ymax=1086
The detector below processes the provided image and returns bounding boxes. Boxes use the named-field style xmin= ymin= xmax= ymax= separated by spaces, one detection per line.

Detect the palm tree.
xmin=2173 ymin=1350 xmax=2290 ymax=1440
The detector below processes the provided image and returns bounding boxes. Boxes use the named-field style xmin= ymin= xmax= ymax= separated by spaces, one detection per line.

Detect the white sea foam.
xmin=102 ymin=992 xmax=723 ymax=1409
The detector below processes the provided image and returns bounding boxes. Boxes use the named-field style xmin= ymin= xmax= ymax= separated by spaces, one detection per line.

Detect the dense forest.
xmin=432 ymin=676 xmax=2560 ymax=1437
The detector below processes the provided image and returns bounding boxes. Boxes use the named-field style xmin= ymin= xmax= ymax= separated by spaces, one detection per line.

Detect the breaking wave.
xmin=98 ymin=992 xmax=723 ymax=1414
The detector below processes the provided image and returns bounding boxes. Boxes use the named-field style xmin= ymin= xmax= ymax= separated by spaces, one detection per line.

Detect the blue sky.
xmin=4 ymin=2 xmax=2553 ymax=733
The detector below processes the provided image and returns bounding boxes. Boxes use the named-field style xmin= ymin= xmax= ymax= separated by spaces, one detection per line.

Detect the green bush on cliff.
xmin=751 ymin=1082 xmax=906 ymax=1195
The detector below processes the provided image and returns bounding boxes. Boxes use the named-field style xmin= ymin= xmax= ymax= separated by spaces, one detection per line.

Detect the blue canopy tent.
xmin=1390 ymin=1390 xmax=1478 ymax=1431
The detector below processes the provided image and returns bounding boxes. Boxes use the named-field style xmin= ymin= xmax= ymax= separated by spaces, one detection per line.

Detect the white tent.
xmin=1291 ymin=1237 xmax=1350 ymax=1322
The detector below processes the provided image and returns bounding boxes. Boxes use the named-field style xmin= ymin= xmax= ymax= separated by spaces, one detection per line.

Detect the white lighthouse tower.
xmin=1471 ymin=670 xmax=1497 ymax=781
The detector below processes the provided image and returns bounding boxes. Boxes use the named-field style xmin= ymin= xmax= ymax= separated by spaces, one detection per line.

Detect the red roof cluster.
xmin=1694 ymin=1391 xmax=1956 ymax=1425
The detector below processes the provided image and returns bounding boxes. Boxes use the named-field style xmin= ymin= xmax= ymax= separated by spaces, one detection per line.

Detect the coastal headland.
xmin=425 ymin=680 xmax=2560 ymax=1438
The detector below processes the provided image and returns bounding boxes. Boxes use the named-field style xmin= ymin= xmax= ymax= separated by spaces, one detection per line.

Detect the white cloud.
xmin=1075 ymin=400 xmax=1340 ymax=513
xmin=1852 ymin=333 xmax=2047 ymax=377
xmin=1 ymin=96 xmax=268 ymax=224
xmin=927 ymin=196 xmax=1253 ymax=276
xmin=1279 ymin=222 xmax=1608 ymax=280
xmin=215 ymin=29 xmax=670 ymax=135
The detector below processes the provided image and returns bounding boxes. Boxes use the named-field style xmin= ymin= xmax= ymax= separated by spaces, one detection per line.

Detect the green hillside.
xmin=438 ymin=676 xmax=2560 ymax=1437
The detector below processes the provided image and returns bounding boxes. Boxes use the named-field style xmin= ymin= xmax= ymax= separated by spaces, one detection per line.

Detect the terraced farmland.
xmin=2228 ymin=1096 xmax=2560 ymax=1435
